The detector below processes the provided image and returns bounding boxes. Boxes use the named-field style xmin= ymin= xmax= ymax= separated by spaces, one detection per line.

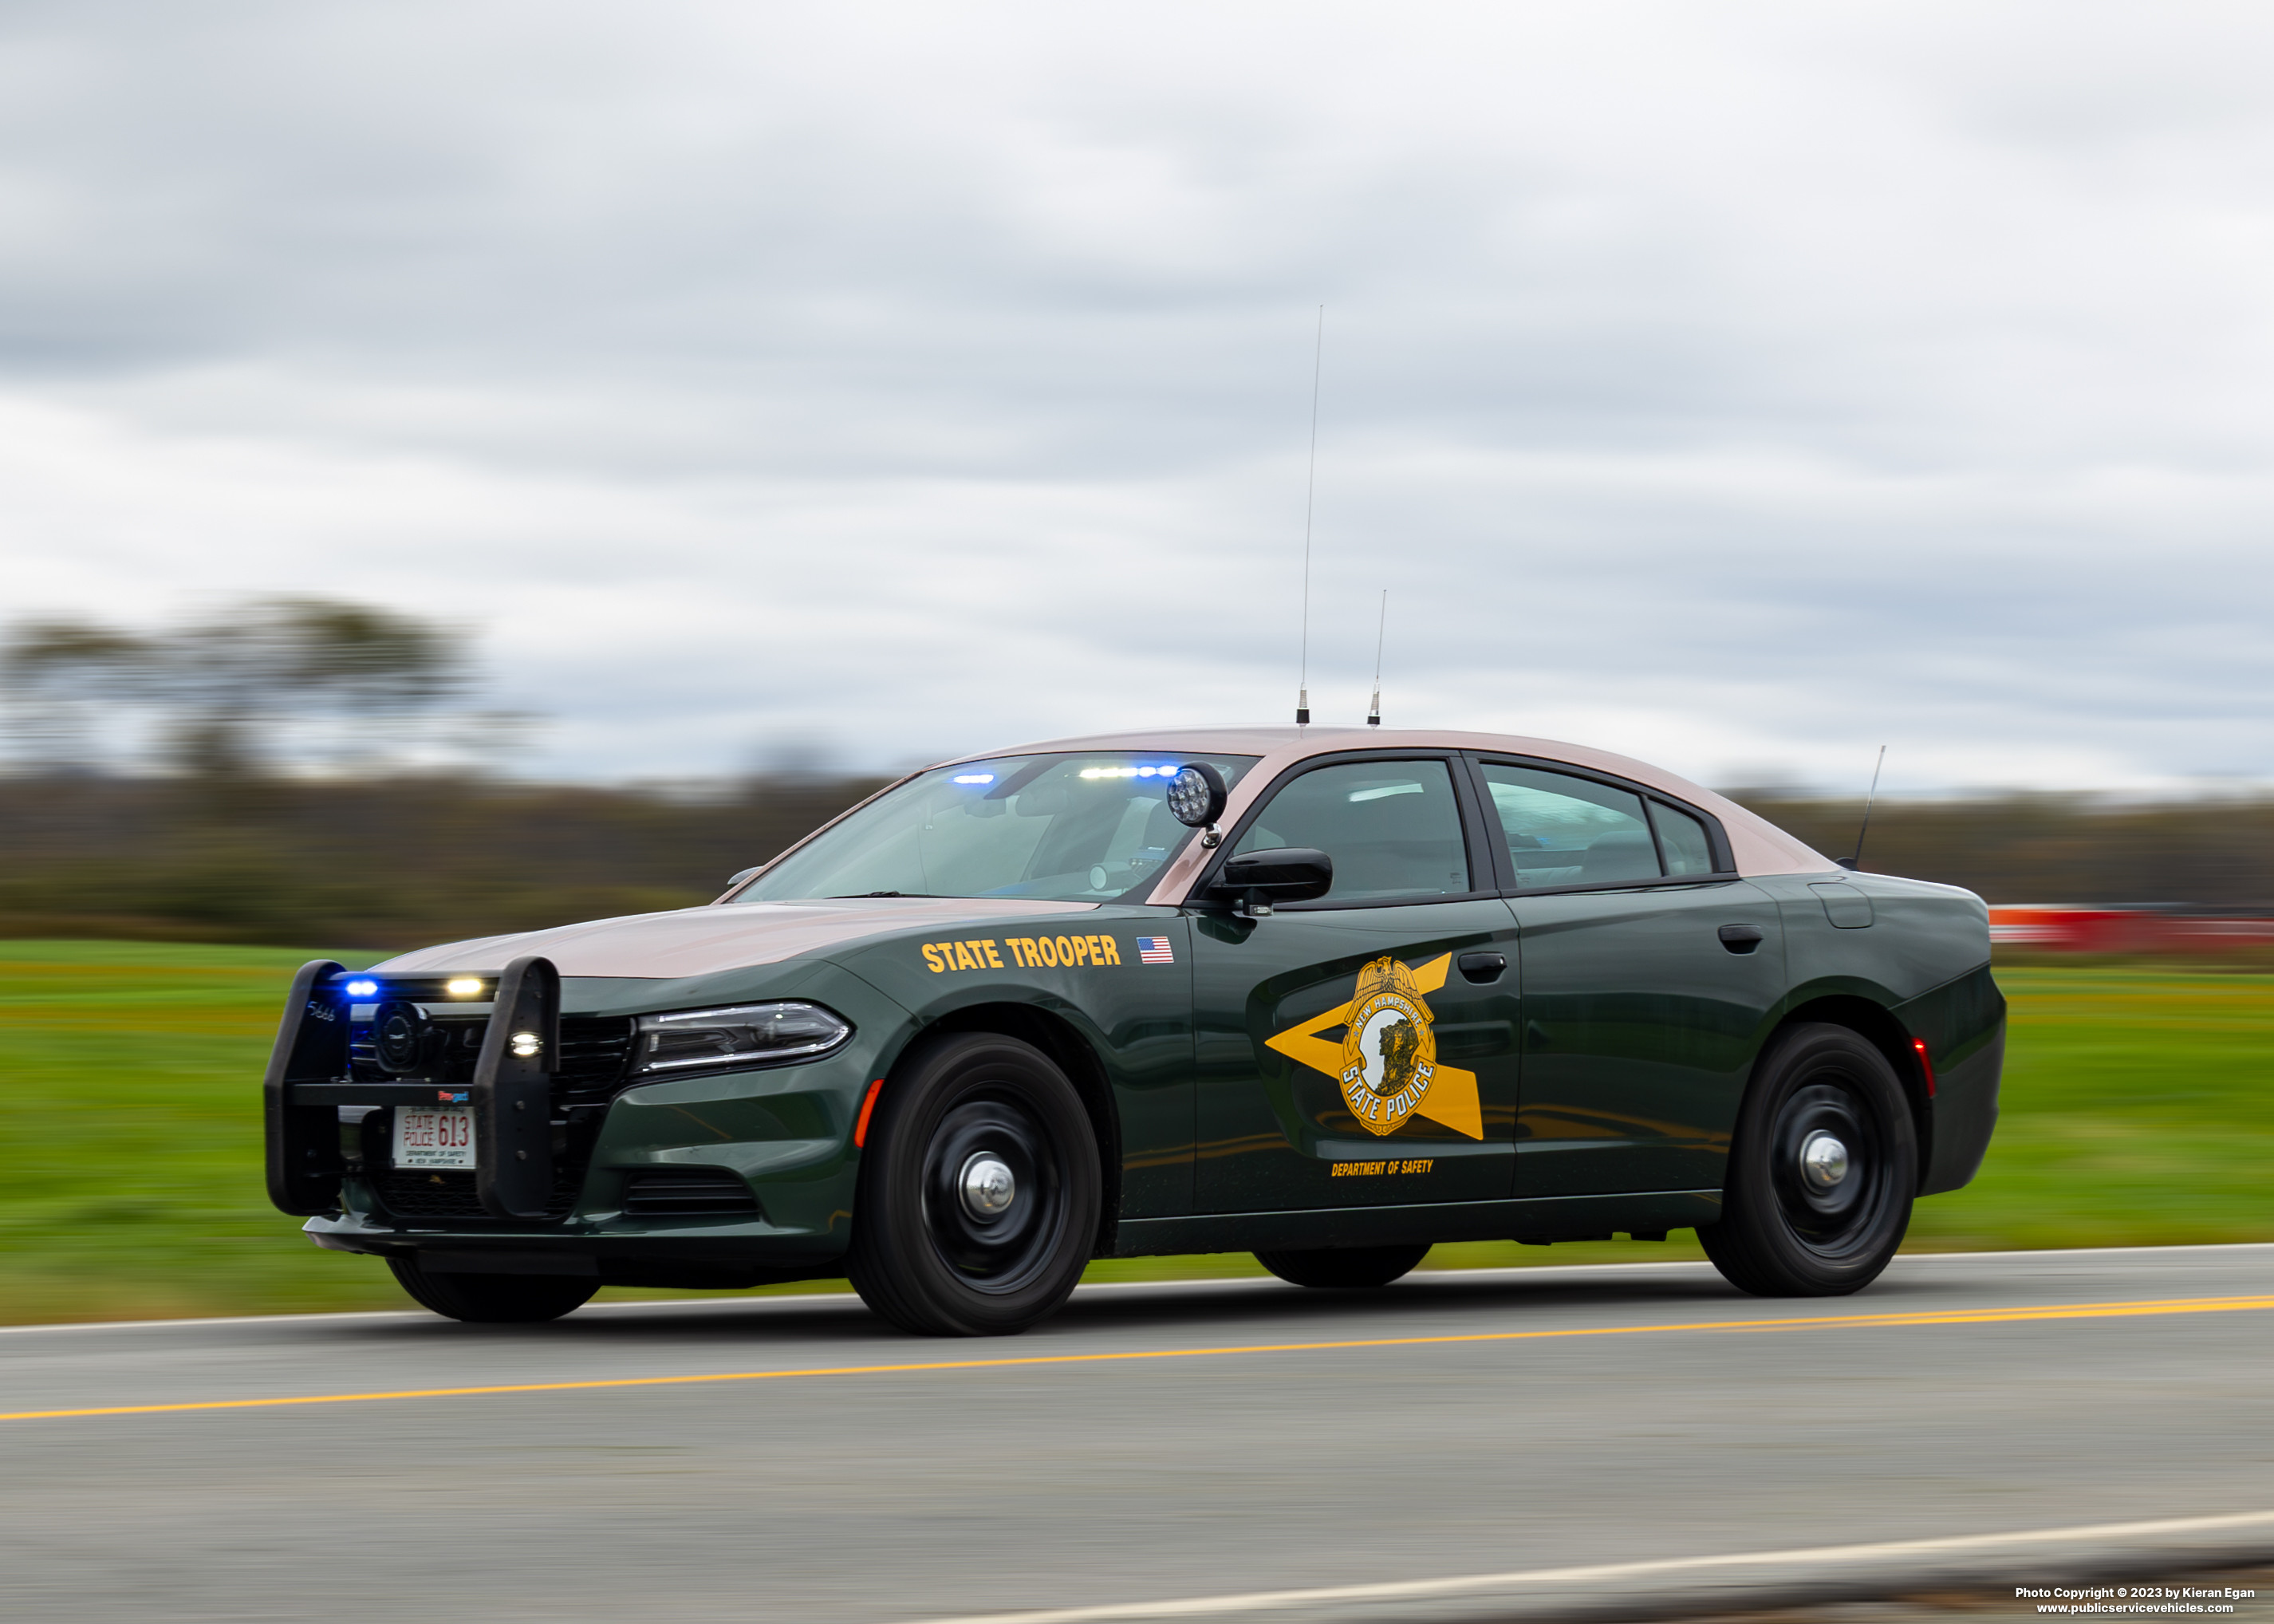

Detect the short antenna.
xmin=1840 ymin=745 xmax=1886 ymax=872
xmin=1295 ymin=305 xmax=1323 ymax=727
xmin=1366 ymin=589 xmax=1386 ymax=725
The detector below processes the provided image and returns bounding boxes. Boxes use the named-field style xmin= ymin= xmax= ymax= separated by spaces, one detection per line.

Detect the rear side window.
xmin=1649 ymin=801 xmax=1717 ymax=876
xmin=1480 ymin=763 xmax=1660 ymax=889
xmin=1234 ymin=759 xmax=1471 ymax=902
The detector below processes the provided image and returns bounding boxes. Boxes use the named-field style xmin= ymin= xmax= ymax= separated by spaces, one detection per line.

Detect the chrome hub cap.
xmin=1769 ymin=1077 xmax=1890 ymax=1262
xmin=960 ymin=1153 xmax=1016 ymax=1219
xmin=923 ymin=1092 xmax=1065 ymax=1294
xmin=1798 ymin=1130 xmax=1850 ymax=1189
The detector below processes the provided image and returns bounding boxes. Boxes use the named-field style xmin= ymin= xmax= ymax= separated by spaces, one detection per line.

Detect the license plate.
xmin=392 ymin=1106 xmax=476 ymax=1170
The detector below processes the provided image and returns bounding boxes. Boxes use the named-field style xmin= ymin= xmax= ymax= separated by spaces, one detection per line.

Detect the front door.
xmin=1191 ymin=756 xmax=1522 ymax=1213
xmin=1472 ymin=759 xmax=1787 ymax=1196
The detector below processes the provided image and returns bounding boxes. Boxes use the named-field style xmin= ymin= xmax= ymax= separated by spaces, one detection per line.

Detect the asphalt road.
xmin=2 ymin=1244 xmax=2271 ymax=1624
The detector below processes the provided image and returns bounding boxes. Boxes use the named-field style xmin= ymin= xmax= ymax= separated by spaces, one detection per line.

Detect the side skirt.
xmin=1112 ymin=1191 xmax=1723 ymax=1256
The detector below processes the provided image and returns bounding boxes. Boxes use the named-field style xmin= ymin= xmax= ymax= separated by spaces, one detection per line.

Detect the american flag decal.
xmin=1136 ymin=936 xmax=1175 ymax=965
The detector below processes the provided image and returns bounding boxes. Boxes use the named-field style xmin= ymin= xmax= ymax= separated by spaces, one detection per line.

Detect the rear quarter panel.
xmin=1756 ymin=871 xmax=2004 ymax=1196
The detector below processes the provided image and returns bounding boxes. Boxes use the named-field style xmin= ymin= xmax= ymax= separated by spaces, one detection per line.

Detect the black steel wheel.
xmin=387 ymin=1256 xmax=597 ymax=1323
xmin=1254 ymin=1244 xmax=1432 ymax=1289
xmin=849 ymin=1032 xmax=1101 ymax=1336
xmin=1701 ymin=1022 xmax=1916 ymax=1296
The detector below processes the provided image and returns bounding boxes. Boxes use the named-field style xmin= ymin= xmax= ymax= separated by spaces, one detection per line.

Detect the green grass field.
xmin=2 ymin=940 xmax=2267 ymax=1324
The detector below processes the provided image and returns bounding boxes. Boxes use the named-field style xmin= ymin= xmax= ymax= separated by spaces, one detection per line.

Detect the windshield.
xmin=734 ymin=751 xmax=1259 ymax=905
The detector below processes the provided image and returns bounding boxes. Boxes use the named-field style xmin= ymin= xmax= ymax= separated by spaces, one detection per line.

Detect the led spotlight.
xmin=510 ymin=1031 xmax=543 ymax=1058
xmin=443 ymin=977 xmax=483 ymax=997
xmin=344 ymin=980 xmax=378 ymax=999
xmin=1166 ymin=763 xmax=1228 ymax=828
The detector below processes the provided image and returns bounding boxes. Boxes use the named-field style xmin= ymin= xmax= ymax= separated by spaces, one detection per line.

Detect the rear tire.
xmin=849 ymin=1033 xmax=1102 ymax=1336
xmin=388 ymin=1256 xmax=597 ymax=1323
xmin=1254 ymin=1244 xmax=1432 ymax=1289
xmin=1701 ymin=1023 xmax=1916 ymax=1297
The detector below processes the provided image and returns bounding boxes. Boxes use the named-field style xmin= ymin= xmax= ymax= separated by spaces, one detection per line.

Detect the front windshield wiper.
xmin=828 ymin=891 xmax=944 ymax=899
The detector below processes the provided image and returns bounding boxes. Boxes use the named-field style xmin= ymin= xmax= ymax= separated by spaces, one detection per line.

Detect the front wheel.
xmin=388 ymin=1256 xmax=597 ymax=1323
xmin=1255 ymin=1244 xmax=1432 ymax=1289
xmin=1701 ymin=1023 xmax=1916 ymax=1297
xmin=849 ymin=1033 xmax=1102 ymax=1336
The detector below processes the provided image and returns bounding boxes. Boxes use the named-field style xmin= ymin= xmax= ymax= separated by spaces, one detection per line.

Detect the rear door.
xmin=1471 ymin=757 xmax=1787 ymax=1196
xmin=1189 ymin=754 xmax=1522 ymax=1213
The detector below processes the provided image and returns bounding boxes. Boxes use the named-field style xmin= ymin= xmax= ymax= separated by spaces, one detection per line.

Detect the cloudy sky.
xmin=6 ymin=1 xmax=2274 ymax=792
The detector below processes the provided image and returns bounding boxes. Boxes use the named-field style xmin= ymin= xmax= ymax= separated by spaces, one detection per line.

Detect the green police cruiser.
xmin=263 ymin=727 xmax=2004 ymax=1335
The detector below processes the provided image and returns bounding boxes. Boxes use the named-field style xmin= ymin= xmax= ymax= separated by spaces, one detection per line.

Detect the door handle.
xmin=1716 ymin=924 xmax=1765 ymax=955
xmin=1457 ymin=951 xmax=1507 ymax=983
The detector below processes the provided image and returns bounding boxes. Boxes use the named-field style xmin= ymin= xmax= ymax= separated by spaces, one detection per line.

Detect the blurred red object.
xmin=1988 ymin=905 xmax=2274 ymax=952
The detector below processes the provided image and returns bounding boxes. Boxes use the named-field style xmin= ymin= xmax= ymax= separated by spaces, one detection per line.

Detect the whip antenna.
xmin=1839 ymin=745 xmax=1886 ymax=871
xmin=1366 ymin=589 xmax=1386 ymax=725
xmin=1296 ymin=305 xmax=1323 ymax=727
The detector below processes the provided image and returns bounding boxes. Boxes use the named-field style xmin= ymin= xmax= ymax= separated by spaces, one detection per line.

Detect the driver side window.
xmin=1234 ymin=759 xmax=1471 ymax=903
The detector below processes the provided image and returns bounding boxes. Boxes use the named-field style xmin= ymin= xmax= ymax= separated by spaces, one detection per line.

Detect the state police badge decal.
xmin=1264 ymin=952 xmax=1484 ymax=1140
xmin=1339 ymin=956 xmax=1438 ymax=1134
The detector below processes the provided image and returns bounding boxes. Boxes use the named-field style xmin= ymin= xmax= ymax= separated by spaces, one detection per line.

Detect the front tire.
xmin=1701 ymin=1023 xmax=1916 ymax=1297
xmin=388 ymin=1257 xmax=597 ymax=1323
xmin=1255 ymin=1244 xmax=1432 ymax=1289
xmin=849 ymin=1033 xmax=1102 ymax=1336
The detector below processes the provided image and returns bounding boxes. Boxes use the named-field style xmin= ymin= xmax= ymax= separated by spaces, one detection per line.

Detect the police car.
xmin=263 ymin=727 xmax=2004 ymax=1335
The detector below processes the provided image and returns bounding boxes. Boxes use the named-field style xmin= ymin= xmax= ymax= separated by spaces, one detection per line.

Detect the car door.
xmin=1190 ymin=755 xmax=1523 ymax=1213
xmin=1472 ymin=757 xmax=1787 ymax=1197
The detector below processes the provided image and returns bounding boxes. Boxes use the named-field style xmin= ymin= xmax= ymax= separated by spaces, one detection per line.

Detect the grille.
xmin=349 ymin=1014 xmax=634 ymax=1092
xmin=555 ymin=1019 xmax=636 ymax=1098
xmin=621 ymin=1172 xmax=761 ymax=1217
xmin=372 ymin=1162 xmax=588 ymax=1222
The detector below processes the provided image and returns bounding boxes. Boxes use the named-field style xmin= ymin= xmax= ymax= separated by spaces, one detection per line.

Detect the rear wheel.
xmin=388 ymin=1256 xmax=597 ymax=1323
xmin=1254 ymin=1244 xmax=1432 ymax=1289
xmin=1701 ymin=1023 xmax=1916 ymax=1297
xmin=849 ymin=1033 xmax=1101 ymax=1336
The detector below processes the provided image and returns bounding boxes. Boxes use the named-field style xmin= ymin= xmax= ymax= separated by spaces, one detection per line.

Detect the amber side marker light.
xmin=853 ymin=1079 xmax=885 ymax=1146
xmin=1912 ymin=1038 xmax=1937 ymax=1097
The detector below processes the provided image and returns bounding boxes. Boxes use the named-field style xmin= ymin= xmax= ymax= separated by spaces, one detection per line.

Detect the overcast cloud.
xmin=6 ymin=1 xmax=2274 ymax=792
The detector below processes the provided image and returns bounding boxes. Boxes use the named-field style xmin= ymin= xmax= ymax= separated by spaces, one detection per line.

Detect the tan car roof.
xmin=945 ymin=726 xmax=1835 ymax=901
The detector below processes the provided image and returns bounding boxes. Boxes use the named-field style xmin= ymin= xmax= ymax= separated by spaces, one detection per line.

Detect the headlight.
xmin=631 ymin=1002 xmax=853 ymax=1075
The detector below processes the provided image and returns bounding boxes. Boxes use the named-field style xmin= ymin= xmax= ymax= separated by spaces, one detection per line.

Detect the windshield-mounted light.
xmin=631 ymin=1002 xmax=853 ymax=1076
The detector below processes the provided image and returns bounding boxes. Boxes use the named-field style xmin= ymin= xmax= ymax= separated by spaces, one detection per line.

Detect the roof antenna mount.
xmin=1835 ymin=745 xmax=1886 ymax=872
xmin=1295 ymin=305 xmax=1323 ymax=727
xmin=1366 ymin=589 xmax=1386 ymax=725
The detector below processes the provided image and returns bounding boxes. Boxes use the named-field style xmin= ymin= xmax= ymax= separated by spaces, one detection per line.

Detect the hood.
xmin=371 ymin=897 xmax=1102 ymax=980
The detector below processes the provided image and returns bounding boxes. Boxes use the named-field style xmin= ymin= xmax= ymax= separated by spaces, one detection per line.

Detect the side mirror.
xmin=1214 ymin=846 xmax=1333 ymax=914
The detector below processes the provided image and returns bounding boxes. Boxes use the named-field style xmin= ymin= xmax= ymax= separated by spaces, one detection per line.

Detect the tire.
xmin=849 ymin=1032 xmax=1102 ymax=1336
xmin=1254 ymin=1244 xmax=1432 ymax=1289
xmin=1701 ymin=1023 xmax=1917 ymax=1297
xmin=387 ymin=1256 xmax=598 ymax=1323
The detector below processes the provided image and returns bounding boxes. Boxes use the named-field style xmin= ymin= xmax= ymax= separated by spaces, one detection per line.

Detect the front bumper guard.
xmin=262 ymin=954 xmax=562 ymax=1221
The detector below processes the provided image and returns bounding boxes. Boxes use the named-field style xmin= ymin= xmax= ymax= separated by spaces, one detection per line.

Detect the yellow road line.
xmin=5 ymin=1294 xmax=2268 ymax=1425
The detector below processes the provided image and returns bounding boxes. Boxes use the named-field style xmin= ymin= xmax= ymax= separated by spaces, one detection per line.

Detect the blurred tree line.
xmin=0 ymin=598 xmax=885 ymax=947
xmin=1724 ymin=791 xmax=2274 ymax=912
xmin=5 ymin=598 xmax=2272 ymax=948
